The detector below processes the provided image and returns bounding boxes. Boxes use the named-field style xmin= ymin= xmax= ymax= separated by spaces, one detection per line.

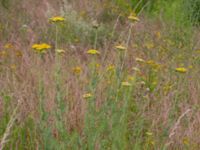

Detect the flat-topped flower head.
xmin=32 ymin=43 xmax=51 ymax=53
xmin=135 ymin=57 xmax=145 ymax=63
xmin=175 ymin=67 xmax=187 ymax=73
xmin=115 ymin=45 xmax=127 ymax=51
xmin=56 ymin=49 xmax=65 ymax=55
xmin=83 ymin=93 xmax=92 ymax=99
xmin=87 ymin=49 xmax=100 ymax=55
xmin=92 ymin=20 xmax=99 ymax=29
xmin=128 ymin=13 xmax=139 ymax=22
xmin=49 ymin=16 xmax=65 ymax=23
xmin=106 ymin=65 xmax=115 ymax=72
xmin=122 ymin=81 xmax=132 ymax=87
xmin=72 ymin=66 xmax=82 ymax=75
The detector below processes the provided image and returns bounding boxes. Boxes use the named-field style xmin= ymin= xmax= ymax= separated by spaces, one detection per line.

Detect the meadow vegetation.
xmin=0 ymin=0 xmax=200 ymax=149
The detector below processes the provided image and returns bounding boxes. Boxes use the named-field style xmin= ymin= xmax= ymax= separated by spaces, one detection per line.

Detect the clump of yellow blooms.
xmin=4 ymin=43 xmax=13 ymax=49
xmin=0 ymin=50 xmax=8 ymax=57
xmin=115 ymin=45 xmax=127 ymax=51
xmin=56 ymin=49 xmax=65 ymax=55
xmin=72 ymin=66 xmax=82 ymax=75
xmin=106 ymin=65 xmax=115 ymax=72
xmin=121 ymin=81 xmax=132 ymax=87
xmin=83 ymin=93 xmax=93 ymax=99
xmin=32 ymin=43 xmax=51 ymax=53
xmin=10 ymin=64 xmax=17 ymax=70
xmin=49 ymin=16 xmax=65 ymax=23
xmin=15 ymin=50 xmax=23 ymax=57
xmin=135 ymin=57 xmax=145 ymax=63
xmin=86 ymin=49 xmax=100 ymax=55
xmin=175 ymin=67 xmax=187 ymax=73
xmin=128 ymin=12 xmax=139 ymax=22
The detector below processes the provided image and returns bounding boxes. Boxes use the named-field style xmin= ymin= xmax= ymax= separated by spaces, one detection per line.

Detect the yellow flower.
xmin=146 ymin=132 xmax=153 ymax=136
xmin=87 ymin=49 xmax=100 ymax=55
xmin=115 ymin=45 xmax=126 ymax=51
xmin=145 ymin=42 xmax=154 ymax=49
xmin=175 ymin=67 xmax=187 ymax=73
xmin=49 ymin=16 xmax=65 ymax=23
xmin=128 ymin=75 xmax=135 ymax=81
xmin=73 ymin=66 xmax=82 ymax=75
xmin=32 ymin=43 xmax=51 ymax=53
xmin=155 ymin=31 xmax=161 ymax=39
xmin=0 ymin=50 xmax=8 ymax=57
xmin=122 ymin=81 xmax=132 ymax=87
xmin=4 ymin=43 xmax=13 ymax=49
xmin=83 ymin=93 xmax=92 ymax=99
xmin=10 ymin=64 xmax=16 ymax=70
xmin=15 ymin=50 xmax=23 ymax=57
xmin=56 ymin=49 xmax=65 ymax=55
xmin=135 ymin=57 xmax=145 ymax=63
xmin=128 ymin=13 xmax=139 ymax=22
xmin=132 ymin=67 xmax=140 ymax=72
xmin=182 ymin=137 xmax=189 ymax=146
xmin=106 ymin=65 xmax=115 ymax=72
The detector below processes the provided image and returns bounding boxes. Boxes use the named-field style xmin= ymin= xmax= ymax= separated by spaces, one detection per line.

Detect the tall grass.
xmin=0 ymin=0 xmax=200 ymax=149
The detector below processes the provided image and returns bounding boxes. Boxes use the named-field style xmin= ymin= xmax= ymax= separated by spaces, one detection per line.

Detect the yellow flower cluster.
xmin=175 ymin=67 xmax=187 ymax=73
xmin=73 ymin=66 xmax=82 ymax=75
xmin=128 ymin=13 xmax=140 ymax=22
xmin=115 ymin=45 xmax=126 ymax=51
xmin=87 ymin=49 xmax=100 ymax=55
xmin=49 ymin=16 xmax=65 ymax=23
xmin=83 ymin=93 xmax=92 ymax=99
xmin=32 ymin=43 xmax=51 ymax=53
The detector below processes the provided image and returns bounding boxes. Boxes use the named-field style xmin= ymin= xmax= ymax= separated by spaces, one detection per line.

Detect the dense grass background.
xmin=0 ymin=0 xmax=200 ymax=149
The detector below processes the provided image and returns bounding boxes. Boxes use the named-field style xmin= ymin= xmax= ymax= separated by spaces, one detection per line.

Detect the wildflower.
xmin=4 ymin=43 xmax=13 ymax=49
xmin=155 ymin=31 xmax=161 ymax=39
xmin=128 ymin=13 xmax=139 ymax=22
xmin=73 ymin=66 xmax=82 ymax=75
xmin=182 ymin=137 xmax=189 ymax=146
xmin=32 ymin=43 xmax=51 ymax=53
xmin=146 ymin=132 xmax=153 ymax=136
xmin=49 ymin=16 xmax=65 ymax=23
xmin=10 ymin=64 xmax=16 ymax=70
xmin=175 ymin=67 xmax=187 ymax=73
xmin=83 ymin=93 xmax=92 ymax=99
xmin=128 ymin=75 xmax=135 ymax=81
xmin=135 ymin=57 xmax=145 ymax=63
xmin=132 ymin=67 xmax=140 ymax=72
xmin=122 ymin=81 xmax=132 ymax=87
xmin=145 ymin=42 xmax=154 ymax=49
xmin=95 ymin=63 xmax=100 ymax=69
xmin=115 ymin=45 xmax=126 ymax=51
xmin=106 ymin=65 xmax=115 ymax=72
xmin=15 ymin=50 xmax=23 ymax=57
xmin=92 ymin=20 xmax=99 ymax=29
xmin=86 ymin=49 xmax=100 ymax=55
xmin=0 ymin=50 xmax=8 ymax=57
xmin=56 ymin=49 xmax=65 ymax=55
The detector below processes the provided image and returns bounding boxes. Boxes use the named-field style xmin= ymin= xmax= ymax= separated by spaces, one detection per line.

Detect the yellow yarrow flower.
xmin=73 ymin=66 xmax=82 ymax=75
xmin=83 ymin=93 xmax=92 ymax=99
xmin=115 ymin=45 xmax=127 ymax=51
xmin=122 ymin=81 xmax=132 ymax=87
xmin=4 ymin=43 xmax=13 ymax=49
xmin=128 ymin=13 xmax=139 ymax=22
xmin=32 ymin=43 xmax=51 ymax=53
xmin=135 ymin=57 xmax=145 ymax=63
xmin=87 ymin=49 xmax=100 ymax=55
xmin=56 ymin=49 xmax=65 ymax=55
xmin=175 ymin=67 xmax=187 ymax=73
xmin=49 ymin=16 xmax=65 ymax=23
xmin=106 ymin=65 xmax=115 ymax=72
